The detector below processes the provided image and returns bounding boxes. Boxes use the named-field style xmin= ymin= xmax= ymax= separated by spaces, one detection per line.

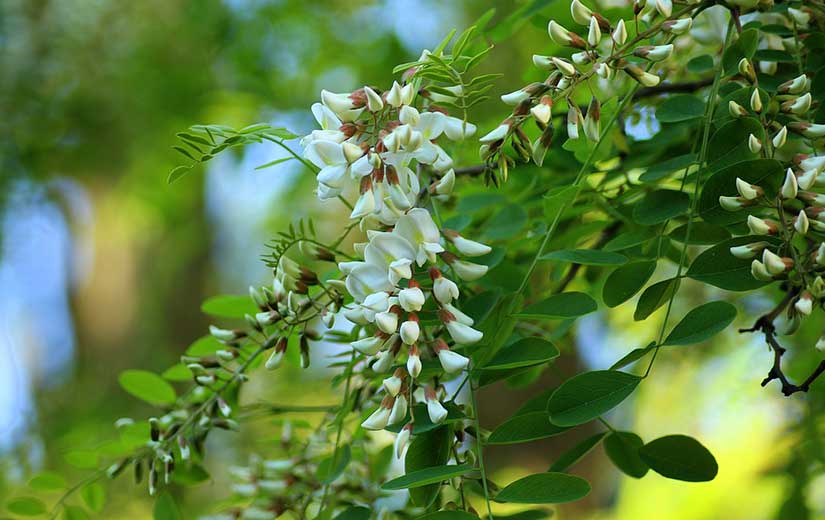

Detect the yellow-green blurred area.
xmin=2 ymin=0 xmax=824 ymax=519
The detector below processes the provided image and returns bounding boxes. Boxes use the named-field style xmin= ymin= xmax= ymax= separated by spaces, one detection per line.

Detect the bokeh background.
xmin=2 ymin=0 xmax=824 ymax=518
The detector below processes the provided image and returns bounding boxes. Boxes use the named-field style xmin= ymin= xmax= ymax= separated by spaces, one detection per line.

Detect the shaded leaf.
xmin=549 ymin=432 xmax=607 ymax=472
xmin=514 ymin=292 xmax=597 ymax=320
xmin=118 ymin=370 xmax=177 ymax=406
xmin=481 ymin=337 xmax=559 ymax=370
xmin=541 ymin=249 xmax=627 ymax=266
xmin=603 ymin=261 xmax=657 ymax=308
xmin=548 ymin=371 xmax=641 ymax=427
xmin=495 ymin=473 xmax=590 ymax=504
xmin=639 ymin=435 xmax=718 ymax=482
xmin=663 ymin=301 xmax=737 ymax=346
xmin=382 ymin=464 xmax=473 ymax=490
xmin=604 ymin=431 xmax=649 ymax=478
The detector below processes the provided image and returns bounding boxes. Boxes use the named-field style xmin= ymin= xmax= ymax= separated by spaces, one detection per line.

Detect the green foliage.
xmin=494 ymin=473 xmax=591 ymax=504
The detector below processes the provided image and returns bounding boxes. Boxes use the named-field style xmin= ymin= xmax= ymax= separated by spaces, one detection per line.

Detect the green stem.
xmin=469 ymin=380 xmax=494 ymax=520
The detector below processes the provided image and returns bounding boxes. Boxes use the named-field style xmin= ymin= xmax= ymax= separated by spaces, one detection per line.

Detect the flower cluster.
xmin=717 ymin=6 xmax=825 ymax=351
xmin=294 ymin=74 xmax=492 ymax=451
xmin=479 ymin=0 xmax=693 ymax=173
xmin=302 ymin=78 xmax=475 ymax=225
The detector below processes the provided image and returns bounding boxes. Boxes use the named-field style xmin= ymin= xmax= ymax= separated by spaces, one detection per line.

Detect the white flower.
xmin=386 ymin=81 xmax=415 ymax=107
xmin=432 ymin=271 xmax=460 ymax=304
xmin=748 ymin=134 xmax=762 ymax=154
xmin=783 ymin=93 xmax=812 ymax=115
xmin=352 ymin=335 xmax=383 ymax=355
xmin=781 ymin=169 xmax=798 ymax=199
xmin=762 ymin=249 xmax=788 ymax=275
xmin=375 ymin=310 xmax=399 ymax=334
xmin=501 ymin=89 xmax=531 ymax=105
xmin=400 ymin=319 xmax=420 ymax=345
xmin=320 ymin=89 xmax=363 ymax=122
xmin=730 ymin=242 xmax=768 ymax=259
xmin=395 ymin=208 xmax=445 ymax=265
xmin=435 ymin=340 xmax=470 ymax=374
xmin=772 ymin=126 xmax=788 ymax=149
xmin=751 ymin=260 xmax=773 ymax=281
xmin=570 ymin=0 xmax=592 ymax=25
xmin=531 ymin=102 xmax=552 ymax=125
xmin=363 ymin=231 xmax=417 ymax=285
xmin=442 ymin=303 xmax=474 ymax=325
xmin=265 ymin=349 xmax=284 ymax=370
xmin=795 ymin=210 xmax=809 ymax=235
xmin=305 ymin=141 xmax=372 ymax=199
xmin=552 ymin=57 xmax=577 ymax=76
xmin=750 ymin=89 xmax=762 ymax=113
xmin=361 ymin=403 xmax=391 ymax=431
xmin=407 ymin=345 xmax=422 ymax=378
xmin=448 ymin=258 xmax=488 ymax=281
xmin=612 ymin=19 xmax=627 ymax=44
xmin=433 ymin=169 xmax=455 ymax=196
xmin=364 ymin=86 xmax=383 ymax=112
xmin=425 ymin=388 xmax=448 ymax=424
xmin=479 ymin=123 xmax=510 ymax=143
xmin=445 ymin=320 xmax=483 ymax=344
xmin=443 ymin=116 xmax=477 ymax=141
xmin=747 ymin=215 xmax=776 ymax=235
xmin=587 ymin=17 xmax=601 ymax=47
xmin=399 ymin=286 xmax=426 ymax=312
xmin=736 ymin=178 xmax=762 ymax=200
xmin=655 ymin=0 xmax=672 ymax=17
xmin=373 ymin=349 xmax=396 ymax=373
xmin=395 ymin=423 xmax=412 ymax=458
xmin=383 ymin=369 xmax=404 ymax=396
xmin=388 ymin=395 xmax=408 ymax=425
xmin=442 ymin=229 xmax=491 ymax=257
xmin=663 ymin=18 xmax=692 ymax=35
xmin=795 ymin=292 xmax=813 ymax=316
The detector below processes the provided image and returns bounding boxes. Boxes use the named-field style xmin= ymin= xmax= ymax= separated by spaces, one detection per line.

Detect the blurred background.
xmin=1 ymin=0 xmax=823 ymax=518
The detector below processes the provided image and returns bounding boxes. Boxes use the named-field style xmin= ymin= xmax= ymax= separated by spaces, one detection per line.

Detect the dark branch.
xmin=633 ymin=79 xmax=714 ymax=100
xmin=739 ymin=289 xmax=825 ymax=396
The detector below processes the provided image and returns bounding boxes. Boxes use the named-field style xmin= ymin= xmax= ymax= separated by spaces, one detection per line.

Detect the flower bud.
xmin=395 ymin=423 xmax=413 ymax=458
xmin=383 ymin=368 xmax=405 ymax=396
xmin=730 ymin=241 xmax=769 ymax=259
xmin=782 ymin=93 xmax=812 ymax=115
xmin=788 ymin=7 xmax=810 ymax=26
xmin=795 ymin=210 xmax=809 ymax=235
xmin=433 ymin=169 xmax=455 ymax=196
xmin=530 ymin=96 xmax=553 ymax=125
xmin=612 ymin=19 xmax=627 ymax=44
xmin=434 ymin=339 xmax=470 ymax=373
xmin=655 ymin=0 xmax=672 ymax=17
xmin=440 ymin=308 xmax=483 ymax=344
xmin=407 ymin=344 xmax=422 ymax=378
xmin=795 ymin=292 xmax=814 ymax=316
xmin=624 ymin=64 xmax=660 ymax=87
xmin=376 ymin=308 xmax=400 ymax=334
xmin=399 ymin=285 xmax=426 ymax=312
xmin=747 ymin=215 xmax=778 ymax=235
xmin=799 ymin=191 xmax=825 ymax=206
xmin=748 ymin=134 xmax=762 ymax=154
xmin=634 ymin=44 xmax=674 ymax=62
xmin=762 ymin=249 xmax=791 ymax=275
xmin=364 ymin=86 xmax=384 ymax=112
xmin=773 ymin=126 xmax=788 ymax=149
xmin=479 ymin=121 xmax=511 ymax=144
xmin=662 ymin=18 xmax=692 ymax=34
xmin=552 ymin=57 xmax=577 ymax=76
xmin=442 ymin=253 xmax=488 ymax=281
xmin=729 ymin=101 xmax=748 ymax=118
xmin=548 ymin=21 xmax=587 ymax=48
xmin=587 ymin=17 xmax=601 ymax=46
xmin=400 ymin=315 xmax=420 ymax=345
xmin=584 ymin=97 xmax=601 ymax=141
xmin=719 ymin=196 xmax=748 ymax=211
xmin=751 ymin=260 xmax=772 ymax=281
xmin=738 ymin=58 xmax=756 ymax=83
xmin=779 ymin=74 xmax=809 ymax=95
xmin=362 ymin=398 xmax=393 ymax=431
xmin=431 ymin=268 xmax=459 ymax=304
xmin=388 ymin=394 xmax=408 ymax=425
xmin=736 ymin=177 xmax=763 ymax=200
xmin=425 ymin=387 xmax=448 ymax=424
xmin=571 ymin=0 xmax=593 ymax=25
xmin=567 ymin=104 xmax=582 ymax=139
xmin=352 ymin=335 xmax=384 ymax=355
xmin=750 ymin=89 xmax=762 ymax=113
xmin=781 ymin=169 xmax=798 ymax=199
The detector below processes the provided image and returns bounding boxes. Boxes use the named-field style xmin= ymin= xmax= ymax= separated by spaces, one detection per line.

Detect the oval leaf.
xmin=382 ymin=464 xmax=473 ymax=490
xmin=495 ymin=473 xmax=590 ymax=504
xmin=548 ymin=371 xmax=641 ymax=427
xmin=487 ymin=412 xmax=568 ymax=445
xmin=663 ymin=301 xmax=737 ymax=346
xmin=603 ymin=261 xmax=657 ymax=308
xmin=200 ymin=294 xmax=259 ymax=319
xmin=548 ymin=432 xmax=607 ymax=472
xmin=639 ymin=435 xmax=718 ymax=482
xmin=656 ymin=94 xmax=705 ymax=123
xmin=604 ymin=431 xmax=649 ymax=478
xmin=405 ymin=427 xmax=451 ymax=507
xmin=541 ymin=249 xmax=627 ymax=266
xmin=634 ymin=278 xmax=680 ymax=321
xmin=514 ymin=292 xmax=597 ymax=320
xmin=118 ymin=370 xmax=177 ymax=406
xmin=6 ymin=497 xmax=46 ymax=516
xmin=481 ymin=337 xmax=559 ymax=370
xmin=80 ymin=483 xmax=106 ymax=513
xmin=687 ymin=236 xmax=780 ymax=291
xmin=153 ymin=491 xmax=182 ymax=520
xmin=28 ymin=471 xmax=66 ymax=491
xmin=632 ymin=190 xmax=690 ymax=226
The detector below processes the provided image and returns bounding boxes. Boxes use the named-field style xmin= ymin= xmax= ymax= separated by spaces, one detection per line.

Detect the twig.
xmin=633 ymin=78 xmax=714 ymax=99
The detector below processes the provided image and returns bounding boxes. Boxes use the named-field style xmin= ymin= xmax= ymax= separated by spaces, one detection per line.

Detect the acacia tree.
xmin=7 ymin=0 xmax=825 ymax=518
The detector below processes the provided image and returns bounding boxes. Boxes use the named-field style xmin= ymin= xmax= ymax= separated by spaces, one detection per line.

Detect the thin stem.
xmin=469 ymin=380 xmax=494 ymax=520
xmin=319 ymin=351 xmax=356 ymax=511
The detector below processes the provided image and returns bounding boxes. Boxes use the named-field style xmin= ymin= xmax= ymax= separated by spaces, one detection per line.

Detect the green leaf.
xmin=167 ymin=165 xmax=193 ymax=184
xmin=80 ymin=483 xmax=106 ymax=513
xmin=64 ymin=449 xmax=100 ymax=470
xmin=333 ymin=506 xmax=373 ymax=520
xmin=6 ymin=497 xmax=47 ymax=516
xmin=255 ymin=156 xmax=294 ymax=170
xmin=656 ymin=94 xmax=705 ymax=123
xmin=63 ymin=505 xmax=91 ymax=520
xmin=668 ymin=222 xmax=730 ymax=245
xmin=634 ymin=278 xmax=680 ymax=321
xmin=185 ymin=335 xmax=224 ymax=356
xmin=699 ymin=159 xmax=782 ymax=225
xmin=385 ymin=402 xmax=465 ymax=435
xmin=417 ymin=512 xmax=480 ymax=520
xmin=610 ymin=343 xmax=656 ymax=370
xmin=687 ymin=54 xmax=714 ymax=73
xmin=28 ymin=471 xmax=66 ymax=491
xmin=484 ymin=203 xmax=528 ymax=240
xmin=514 ymin=292 xmax=597 ymax=320
xmin=722 ymin=28 xmax=758 ymax=75
xmin=632 ymin=190 xmax=690 ymax=225
xmin=663 ymin=301 xmax=737 ymax=346
xmin=161 ymin=363 xmax=193 ymax=382
xmin=603 ymin=261 xmax=657 ymax=308
xmin=171 ymin=464 xmax=211 ymax=486
xmin=639 ymin=435 xmax=718 ymax=482
xmin=487 ymin=411 xmax=568 ymax=445
xmin=687 ymin=236 xmax=780 ymax=291
xmin=639 ymin=153 xmax=696 ymax=183
xmin=153 ymin=491 xmax=182 ymax=520
xmin=118 ymin=370 xmax=177 ymax=406
xmin=200 ymin=294 xmax=259 ymax=319
xmin=603 ymin=229 xmax=655 ymax=251
xmin=405 ymin=427 xmax=451 ymax=507
xmin=547 ymin=371 xmax=641 ymax=427
xmin=541 ymin=249 xmax=627 ymax=266
xmin=495 ymin=473 xmax=590 ymax=504
xmin=604 ymin=431 xmax=649 ymax=478
xmin=706 ymin=119 xmax=763 ymax=171
xmin=548 ymin=432 xmax=607 ymax=472
xmin=318 ymin=444 xmax=352 ymax=484
xmin=382 ymin=464 xmax=473 ymax=490
xmin=481 ymin=337 xmax=559 ymax=370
